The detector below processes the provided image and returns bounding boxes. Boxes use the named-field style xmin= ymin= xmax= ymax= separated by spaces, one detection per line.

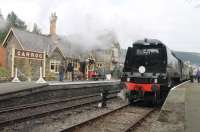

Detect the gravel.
xmin=1 ymin=98 xmax=127 ymax=132
xmin=1 ymin=98 xmax=160 ymax=132
xmin=72 ymin=106 xmax=153 ymax=132
xmin=132 ymin=109 xmax=160 ymax=132
xmin=0 ymin=95 xmax=101 ymax=124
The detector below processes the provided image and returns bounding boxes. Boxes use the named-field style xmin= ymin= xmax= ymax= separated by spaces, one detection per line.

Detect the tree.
xmin=32 ymin=23 xmax=41 ymax=34
xmin=0 ymin=12 xmax=8 ymax=42
xmin=6 ymin=11 xmax=27 ymax=30
xmin=0 ymin=31 xmax=7 ymax=42
xmin=0 ymin=11 xmax=28 ymax=42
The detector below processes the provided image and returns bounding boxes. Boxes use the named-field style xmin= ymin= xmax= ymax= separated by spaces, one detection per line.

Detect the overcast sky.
xmin=0 ymin=0 xmax=200 ymax=52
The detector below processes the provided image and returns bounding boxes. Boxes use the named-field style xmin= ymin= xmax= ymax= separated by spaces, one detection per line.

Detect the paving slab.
xmin=150 ymin=81 xmax=200 ymax=132
xmin=0 ymin=80 xmax=120 ymax=95
xmin=0 ymin=82 xmax=48 ymax=95
xmin=48 ymin=80 xmax=120 ymax=85
xmin=185 ymin=81 xmax=200 ymax=132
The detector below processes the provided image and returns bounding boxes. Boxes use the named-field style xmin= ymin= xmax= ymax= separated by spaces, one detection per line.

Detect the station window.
xmin=50 ymin=60 xmax=60 ymax=73
xmin=97 ymin=64 xmax=102 ymax=67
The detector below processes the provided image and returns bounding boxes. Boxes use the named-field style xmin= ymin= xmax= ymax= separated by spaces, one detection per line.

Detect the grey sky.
xmin=0 ymin=0 xmax=200 ymax=52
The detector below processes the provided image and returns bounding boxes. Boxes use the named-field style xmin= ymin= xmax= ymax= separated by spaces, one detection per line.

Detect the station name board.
xmin=15 ymin=49 xmax=44 ymax=60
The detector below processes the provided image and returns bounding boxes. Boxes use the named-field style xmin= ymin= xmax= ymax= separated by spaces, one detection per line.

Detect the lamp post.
xmin=103 ymin=50 xmax=106 ymax=80
xmin=85 ymin=58 xmax=89 ymax=80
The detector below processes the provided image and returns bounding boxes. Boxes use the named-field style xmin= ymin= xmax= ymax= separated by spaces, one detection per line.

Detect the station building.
xmin=85 ymin=36 xmax=122 ymax=79
xmin=2 ymin=13 xmax=80 ymax=80
xmin=1 ymin=13 xmax=123 ymax=81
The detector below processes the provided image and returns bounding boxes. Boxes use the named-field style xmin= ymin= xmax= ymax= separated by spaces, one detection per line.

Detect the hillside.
xmin=174 ymin=51 xmax=200 ymax=65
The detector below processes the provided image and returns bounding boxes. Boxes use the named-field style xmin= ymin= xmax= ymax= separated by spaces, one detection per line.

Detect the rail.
xmin=0 ymin=90 xmax=119 ymax=128
xmin=60 ymin=105 xmax=157 ymax=132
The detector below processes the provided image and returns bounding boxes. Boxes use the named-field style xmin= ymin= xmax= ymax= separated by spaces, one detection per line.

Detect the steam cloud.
xmin=0 ymin=16 xmax=7 ymax=30
xmin=66 ymin=29 xmax=119 ymax=53
xmin=1 ymin=0 xmax=200 ymax=52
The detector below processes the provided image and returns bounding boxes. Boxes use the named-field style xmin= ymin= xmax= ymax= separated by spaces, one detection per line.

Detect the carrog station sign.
xmin=15 ymin=49 xmax=44 ymax=60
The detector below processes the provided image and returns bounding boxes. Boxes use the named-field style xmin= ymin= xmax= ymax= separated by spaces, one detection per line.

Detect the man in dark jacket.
xmin=67 ymin=62 xmax=74 ymax=81
xmin=189 ymin=67 xmax=193 ymax=83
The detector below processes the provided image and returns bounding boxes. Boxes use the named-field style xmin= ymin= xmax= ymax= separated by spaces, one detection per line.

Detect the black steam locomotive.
xmin=121 ymin=39 xmax=189 ymax=104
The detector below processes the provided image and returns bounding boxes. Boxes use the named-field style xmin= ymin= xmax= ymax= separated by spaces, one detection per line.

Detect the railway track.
xmin=60 ymin=82 xmax=186 ymax=132
xmin=0 ymin=90 xmax=119 ymax=128
xmin=61 ymin=105 xmax=157 ymax=132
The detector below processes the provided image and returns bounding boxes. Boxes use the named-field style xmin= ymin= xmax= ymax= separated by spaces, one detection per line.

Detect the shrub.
xmin=0 ymin=67 xmax=10 ymax=78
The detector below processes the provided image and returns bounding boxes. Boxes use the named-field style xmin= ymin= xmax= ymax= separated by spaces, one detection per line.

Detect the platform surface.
xmin=0 ymin=82 xmax=48 ymax=95
xmin=48 ymin=80 xmax=119 ymax=85
xmin=185 ymin=81 xmax=200 ymax=132
xmin=0 ymin=80 xmax=119 ymax=95
xmin=150 ymin=81 xmax=200 ymax=132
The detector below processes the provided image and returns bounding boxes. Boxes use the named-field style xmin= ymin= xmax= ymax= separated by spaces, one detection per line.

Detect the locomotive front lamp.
xmin=127 ymin=77 xmax=130 ymax=82
xmin=154 ymin=78 xmax=158 ymax=83
xmin=139 ymin=66 xmax=146 ymax=74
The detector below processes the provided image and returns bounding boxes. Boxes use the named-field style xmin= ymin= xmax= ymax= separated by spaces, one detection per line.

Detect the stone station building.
xmin=2 ymin=13 xmax=80 ymax=81
xmin=1 ymin=13 xmax=123 ymax=81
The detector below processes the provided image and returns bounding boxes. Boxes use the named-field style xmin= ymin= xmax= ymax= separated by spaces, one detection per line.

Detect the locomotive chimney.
xmin=49 ymin=12 xmax=57 ymax=35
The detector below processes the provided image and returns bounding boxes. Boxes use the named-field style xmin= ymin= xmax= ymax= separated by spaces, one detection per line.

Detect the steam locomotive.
xmin=121 ymin=39 xmax=189 ymax=105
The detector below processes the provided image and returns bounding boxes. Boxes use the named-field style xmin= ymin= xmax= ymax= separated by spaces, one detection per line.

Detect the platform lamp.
xmin=85 ymin=58 xmax=89 ymax=80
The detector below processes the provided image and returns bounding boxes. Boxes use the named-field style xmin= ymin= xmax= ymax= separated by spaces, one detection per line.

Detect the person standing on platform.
xmin=58 ymin=62 xmax=65 ymax=81
xmin=193 ymin=68 xmax=197 ymax=81
xmin=189 ymin=66 xmax=193 ymax=83
xmin=196 ymin=67 xmax=200 ymax=83
xmin=67 ymin=62 xmax=74 ymax=81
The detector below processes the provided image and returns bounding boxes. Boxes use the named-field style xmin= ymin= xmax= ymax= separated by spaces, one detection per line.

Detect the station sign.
xmin=15 ymin=49 xmax=44 ymax=60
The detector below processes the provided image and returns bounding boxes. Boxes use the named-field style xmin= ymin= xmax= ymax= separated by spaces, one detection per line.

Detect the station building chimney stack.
xmin=50 ymin=12 xmax=57 ymax=35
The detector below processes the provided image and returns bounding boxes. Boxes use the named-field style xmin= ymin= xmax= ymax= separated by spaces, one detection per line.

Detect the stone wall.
xmin=15 ymin=58 xmax=42 ymax=80
xmin=5 ymin=35 xmax=23 ymax=70
xmin=0 ymin=47 xmax=6 ymax=67
xmin=3 ymin=33 xmax=84 ymax=81
xmin=4 ymin=35 xmax=44 ymax=80
xmin=46 ymin=48 xmax=64 ymax=80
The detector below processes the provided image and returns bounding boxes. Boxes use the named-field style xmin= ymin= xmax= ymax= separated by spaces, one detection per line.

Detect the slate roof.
xmin=3 ymin=28 xmax=121 ymax=61
xmin=12 ymin=28 xmax=55 ymax=53
xmin=5 ymin=28 xmax=81 ymax=58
